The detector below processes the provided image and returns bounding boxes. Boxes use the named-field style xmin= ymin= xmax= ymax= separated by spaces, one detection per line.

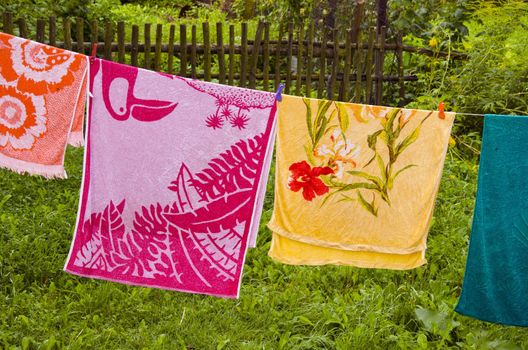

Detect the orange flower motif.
xmin=0 ymin=85 xmax=46 ymax=150
xmin=0 ymin=34 xmax=82 ymax=95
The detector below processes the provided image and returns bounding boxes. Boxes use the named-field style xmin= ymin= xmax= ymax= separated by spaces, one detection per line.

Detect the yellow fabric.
xmin=267 ymin=95 xmax=454 ymax=269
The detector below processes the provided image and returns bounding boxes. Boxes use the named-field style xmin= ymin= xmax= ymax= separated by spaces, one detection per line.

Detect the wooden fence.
xmin=1 ymin=12 xmax=464 ymax=105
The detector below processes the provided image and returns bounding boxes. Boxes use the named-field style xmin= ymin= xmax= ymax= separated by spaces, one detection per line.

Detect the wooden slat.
xmin=249 ymin=21 xmax=264 ymax=89
xmin=191 ymin=24 xmax=197 ymax=78
xmin=365 ymin=27 xmax=375 ymax=104
xmin=375 ymin=26 xmax=386 ymax=105
xmin=274 ymin=23 xmax=283 ymax=90
xmin=167 ymin=24 xmax=175 ymax=74
xmin=131 ymin=25 xmax=139 ymax=67
xmin=90 ymin=20 xmax=98 ymax=56
xmin=327 ymin=28 xmax=339 ymax=100
xmin=202 ymin=22 xmax=211 ymax=81
xmin=396 ymin=32 xmax=405 ymax=105
xmin=63 ymin=18 xmax=72 ymax=50
xmin=75 ymin=18 xmax=84 ymax=53
xmin=262 ymin=22 xmax=270 ymax=91
xmin=36 ymin=19 xmax=46 ymax=43
xmin=104 ymin=22 xmax=113 ymax=60
xmin=117 ymin=21 xmax=125 ymax=63
xmin=306 ymin=22 xmax=314 ymax=97
xmin=296 ymin=24 xmax=304 ymax=95
xmin=353 ymin=31 xmax=364 ymax=103
xmin=228 ymin=24 xmax=235 ymax=85
xmin=317 ymin=24 xmax=327 ymax=99
xmin=49 ymin=16 xmax=56 ymax=46
xmin=285 ymin=22 xmax=293 ymax=94
xmin=3 ymin=12 xmax=13 ymax=34
xmin=239 ymin=22 xmax=248 ymax=87
xmin=340 ymin=29 xmax=352 ymax=101
xmin=144 ymin=23 xmax=151 ymax=69
xmin=216 ymin=22 xmax=226 ymax=84
xmin=17 ymin=18 xmax=27 ymax=38
xmin=154 ymin=24 xmax=163 ymax=71
xmin=179 ymin=24 xmax=187 ymax=76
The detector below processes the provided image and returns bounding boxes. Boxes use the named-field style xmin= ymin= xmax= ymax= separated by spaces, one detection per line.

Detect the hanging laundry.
xmin=0 ymin=33 xmax=88 ymax=178
xmin=267 ymin=95 xmax=454 ymax=269
xmin=64 ymin=58 xmax=277 ymax=298
xmin=456 ymin=114 xmax=528 ymax=327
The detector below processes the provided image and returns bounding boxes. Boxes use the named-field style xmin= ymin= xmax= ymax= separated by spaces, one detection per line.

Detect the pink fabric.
xmin=65 ymin=59 xmax=277 ymax=298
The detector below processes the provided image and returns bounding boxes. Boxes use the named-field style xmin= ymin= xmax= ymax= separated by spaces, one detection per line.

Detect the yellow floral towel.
xmin=267 ymin=95 xmax=454 ymax=269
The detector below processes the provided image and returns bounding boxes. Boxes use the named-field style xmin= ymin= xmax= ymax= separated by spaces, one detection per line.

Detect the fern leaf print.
xmin=65 ymin=58 xmax=277 ymax=298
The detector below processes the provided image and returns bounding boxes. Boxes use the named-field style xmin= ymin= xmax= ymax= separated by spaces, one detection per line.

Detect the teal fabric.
xmin=456 ymin=114 xmax=528 ymax=327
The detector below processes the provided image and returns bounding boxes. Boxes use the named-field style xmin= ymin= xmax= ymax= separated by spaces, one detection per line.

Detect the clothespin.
xmin=438 ymin=101 xmax=445 ymax=120
xmin=90 ymin=42 xmax=98 ymax=61
xmin=275 ymin=83 xmax=285 ymax=102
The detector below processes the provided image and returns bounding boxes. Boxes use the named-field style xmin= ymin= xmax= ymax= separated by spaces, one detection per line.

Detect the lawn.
xmin=1 ymin=134 xmax=528 ymax=349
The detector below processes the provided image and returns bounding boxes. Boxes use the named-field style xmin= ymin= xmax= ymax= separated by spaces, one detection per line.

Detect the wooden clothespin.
xmin=438 ymin=101 xmax=445 ymax=119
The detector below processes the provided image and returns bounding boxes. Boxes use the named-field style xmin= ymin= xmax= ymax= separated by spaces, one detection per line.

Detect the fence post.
xmin=249 ymin=21 xmax=264 ymax=89
xmin=296 ymin=24 xmax=304 ymax=96
xmin=327 ymin=28 xmax=339 ymax=100
xmin=49 ymin=16 xmax=56 ymax=46
xmin=167 ymin=24 xmax=175 ymax=74
xmin=228 ymin=24 xmax=235 ymax=85
xmin=76 ymin=18 xmax=84 ymax=54
xmin=144 ymin=23 xmax=151 ymax=69
xmin=154 ymin=24 xmax=163 ymax=71
xmin=179 ymin=24 xmax=187 ymax=77
xmin=285 ymin=22 xmax=293 ymax=94
xmin=239 ymin=22 xmax=248 ymax=87
xmin=341 ymin=28 xmax=353 ymax=101
xmin=3 ymin=12 xmax=13 ymax=34
xmin=17 ymin=18 xmax=27 ymax=38
xmin=90 ymin=20 xmax=98 ymax=57
xmin=202 ymin=22 xmax=211 ymax=81
xmin=104 ymin=21 xmax=113 ymax=61
xmin=36 ymin=19 xmax=46 ymax=43
xmin=306 ymin=22 xmax=314 ymax=97
xmin=274 ymin=23 xmax=284 ymax=91
xmin=131 ymin=25 xmax=139 ymax=67
xmin=365 ymin=27 xmax=375 ymax=103
xmin=262 ymin=22 xmax=270 ymax=91
xmin=117 ymin=21 xmax=126 ymax=64
xmin=216 ymin=22 xmax=226 ymax=84
xmin=375 ymin=25 xmax=386 ymax=105
xmin=63 ymin=18 xmax=72 ymax=50
xmin=191 ymin=24 xmax=197 ymax=78
xmin=317 ymin=22 xmax=327 ymax=99
xmin=353 ymin=31 xmax=364 ymax=103
xmin=396 ymin=32 xmax=405 ymax=105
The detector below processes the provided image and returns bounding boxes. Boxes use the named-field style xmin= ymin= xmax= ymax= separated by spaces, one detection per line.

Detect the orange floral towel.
xmin=0 ymin=32 xmax=88 ymax=178
xmin=267 ymin=95 xmax=454 ymax=269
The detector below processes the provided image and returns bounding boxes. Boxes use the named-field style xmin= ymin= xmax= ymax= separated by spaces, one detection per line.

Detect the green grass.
xmin=1 ymin=145 xmax=528 ymax=349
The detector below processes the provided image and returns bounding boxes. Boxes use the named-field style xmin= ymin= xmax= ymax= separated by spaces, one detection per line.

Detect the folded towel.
xmin=65 ymin=58 xmax=277 ymax=298
xmin=456 ymin=114 xmax=528 ymax=327
xmin=267 ymin=95 xmax=454 ymax=269
xmin=0 ymin=33 xmax=87 ymax=178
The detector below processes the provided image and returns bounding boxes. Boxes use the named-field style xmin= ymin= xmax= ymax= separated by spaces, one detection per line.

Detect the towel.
xmin=65 ymin=58 xmax=277 ymax=298
xmin=456 ymin=114 xmax=528 ymax=327
xmin=0 ymin=32 xmax=87 ymax=178
xmin=267 ymin=95 xmax=454 ymax=269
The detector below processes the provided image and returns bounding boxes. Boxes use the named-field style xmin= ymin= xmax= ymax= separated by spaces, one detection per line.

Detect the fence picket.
xmin=118 ymin=22 xmax=125 ymax=63
xmin=306 ymin=23 xmax=314 ymax=97
xmin=144 ymin=23 xmax=151 ymax=69
xmin=296 ymin=24 xmax=304 ymax=95
xmin=36 ymin=19 xmax=45 ymax=43
xmin=179 ymin=24 xmax=187 ymax=76
xmin=154 ymin=24 xmax=163 ymax=70
xmin=285 ymin=23 xmax=293 ymax=94
xmin=228 ymin=24 xmax=235 ymax=85
xmin=131 ymin=25 xmax=139 ymax=67
xmin=249 ymin=21 xmax=264 ymax=89
xmin=49 ymin=16 xmax=56 ymax=46
xmin=76 ymin=18 xmax=84 ymax=53
xmin=191 ymin=24 xmax=197 ymax=78
xmin=239 ymin=22 xmax=248 ymax=87
xmin=216 ymin=22 xmax=226 ymax=84
xmin=262 ymin=22 xmax=270 ymax=91
xmin=167 ymin=24 xmax=175 ymax=74
xmin=104 ymin=22 xmax=113 ymax=60
xmin=17 ymin=18 xmax=27 ymax=38
xmin=63 ymin=18 xmax=72 ymax=50
xmin=3 ymin=12 xmax=13 ymax=34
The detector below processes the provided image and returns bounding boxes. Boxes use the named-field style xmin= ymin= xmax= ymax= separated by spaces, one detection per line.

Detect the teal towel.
xmin=455 ymin=114 xmax=528 ymax=327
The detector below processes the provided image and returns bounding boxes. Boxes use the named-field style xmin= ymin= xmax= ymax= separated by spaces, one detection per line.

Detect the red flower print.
xmin=288 ymin=161 xmax=334 ymax=201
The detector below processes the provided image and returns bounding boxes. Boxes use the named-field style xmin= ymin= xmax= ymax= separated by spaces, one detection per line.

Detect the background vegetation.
xmin=1 ymin=0 xmax=528 ymax=348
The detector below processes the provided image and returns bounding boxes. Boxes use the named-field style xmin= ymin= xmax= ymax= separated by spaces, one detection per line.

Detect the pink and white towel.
xmin=65 ymin=58 xmax=277 ymax=298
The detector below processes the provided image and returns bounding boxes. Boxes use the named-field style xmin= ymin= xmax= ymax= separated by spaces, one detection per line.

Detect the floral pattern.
xmin=0 ymin=36 xmax=82 ymax=95
xmin=288 ymin=161 xmax=334 ymax=201
xmin=288 ymin=98 xmax=433 ymax=216
xmin=0 ymin=85 xmax=46 ymax=149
